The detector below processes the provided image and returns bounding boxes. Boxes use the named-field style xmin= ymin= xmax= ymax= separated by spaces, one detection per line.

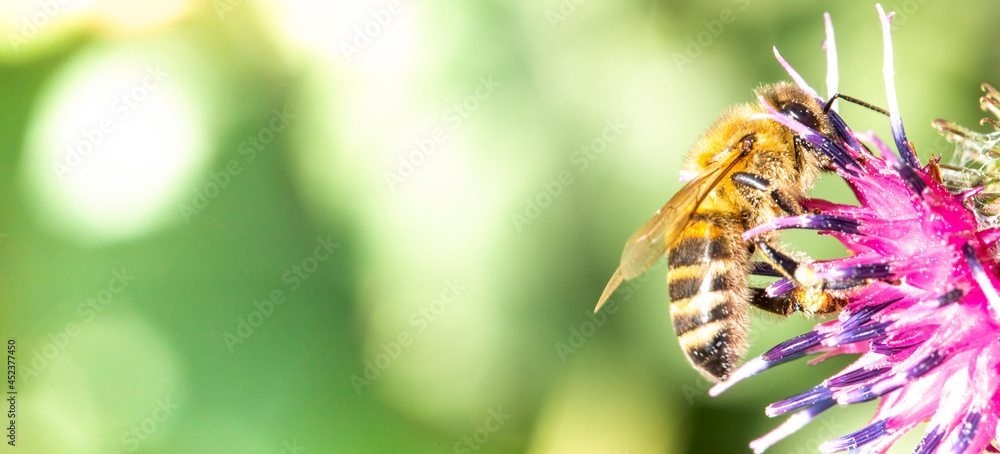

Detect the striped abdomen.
xmin=666 ymin=211 xmax=750 ymax=381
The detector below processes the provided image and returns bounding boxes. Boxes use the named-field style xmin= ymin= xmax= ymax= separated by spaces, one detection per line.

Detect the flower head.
xmin=710 ymin=5 xmax=1000 ymax=454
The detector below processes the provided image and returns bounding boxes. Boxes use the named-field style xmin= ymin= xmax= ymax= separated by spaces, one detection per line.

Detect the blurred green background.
xmin=2 ymin=0 xmax=997 ymax=453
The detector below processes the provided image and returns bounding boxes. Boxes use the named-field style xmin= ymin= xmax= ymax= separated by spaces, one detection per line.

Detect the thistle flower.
xmin=709 ymin=5 xmax=1000 ymax=454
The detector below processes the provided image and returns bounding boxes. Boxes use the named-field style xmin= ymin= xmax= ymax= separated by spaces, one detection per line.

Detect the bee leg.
xmin=752 ymin=241 xmax=852 ymax=315
xmin=730 ymin=172 xmax=804 ymax=215
xmin=753 ymin=240 xmax=823 ymax=290
xmin=749 ymin=261 xmax=782 ymax=277
xmin=750 ymin=287 xmax=847 ymax=316
xmin=730 ymin=173 xmax=850 ymax=314
xmin=770 ymin=188 xmax=804 ymax=216
xmin=749 ymin=287 xmax=795 ymax=316
xmin=788 ymin=288 xmax=849 ymax=315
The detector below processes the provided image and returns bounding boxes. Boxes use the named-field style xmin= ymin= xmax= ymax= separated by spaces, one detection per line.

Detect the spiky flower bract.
xmin=710 ymin=6 xmax=1000 ymax=454
xmin=937 ymin=84 xmax=1000 ymax=227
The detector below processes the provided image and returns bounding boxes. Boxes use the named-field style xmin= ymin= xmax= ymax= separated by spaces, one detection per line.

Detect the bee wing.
xmin=595 ymin=149 xmax=747 ymax=312
xmin=619 ymin=169 xmax=719 ymax=277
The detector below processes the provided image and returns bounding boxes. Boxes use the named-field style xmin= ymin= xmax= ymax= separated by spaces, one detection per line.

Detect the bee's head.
xmin=751 ymin=82 xmax=844 ymax=180
xmin=757 ymin=82 xmax=835 ymax=138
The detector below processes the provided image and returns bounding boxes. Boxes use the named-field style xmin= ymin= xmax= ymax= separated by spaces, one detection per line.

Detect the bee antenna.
xmin=823 ymin=93 xmax=890 ymax=117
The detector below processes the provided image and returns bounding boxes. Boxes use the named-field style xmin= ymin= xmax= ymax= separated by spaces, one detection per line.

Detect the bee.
xmin=595 ymin=82 xmax=852 ymax=382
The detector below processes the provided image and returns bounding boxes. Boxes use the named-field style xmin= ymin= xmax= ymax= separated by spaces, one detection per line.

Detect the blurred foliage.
xmin=2 ymin=0 xmax=998 ymax=453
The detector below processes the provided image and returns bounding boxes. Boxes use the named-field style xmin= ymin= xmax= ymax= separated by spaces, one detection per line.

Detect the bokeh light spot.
xmin=21 ymin=40 xmax=216 ymax=245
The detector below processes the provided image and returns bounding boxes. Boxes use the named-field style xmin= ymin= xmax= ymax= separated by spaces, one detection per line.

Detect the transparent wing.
xmin=619 ymin=170 xmax=719 ymax=277
xmin=595 ymin=148 xmax=748 ymax=311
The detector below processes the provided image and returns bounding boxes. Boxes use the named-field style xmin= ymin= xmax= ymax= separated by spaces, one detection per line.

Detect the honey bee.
xmin=595 ymin=82 xmax=850 ymax=381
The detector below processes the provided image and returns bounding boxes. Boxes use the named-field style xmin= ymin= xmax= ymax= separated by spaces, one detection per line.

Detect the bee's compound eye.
xmin=780 ymin=102 xmax=821 ymax=131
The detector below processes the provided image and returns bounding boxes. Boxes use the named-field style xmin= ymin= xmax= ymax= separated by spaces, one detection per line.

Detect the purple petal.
xmin=743 ymin=215 xmax=862 ymax=240
xmin=892 ymin=154 xmax=927 ymax=195
xmin=822 ymin=263 xmax=893 ymax=281
xmin=830 ymin=321 xmax=890 ymax=346
xmin=766 ymin=278 xmax=795 ymax=297
xmin=876 ymin=4 xmax=920 ymax=169
xmin=824 ymin=278 xmax=869 ymax=291
xmin=752 ymin=109 xmax=860 ymax=176
xmin=913 ymin=426 xmax=944 ymax=454
xmin=823 ymin=12 xmax=838 ymax=104
xmin=772 ymin=46 xmax=822 ymax=101
xmin=866 ymin=134 xmax=926 ymax=195
xmin=838 ymin=384 xmax=886 ymax=405
xmin=709 ymin=356 xmax=768 ymax=397
xmin=870 ymin=341 xmax=913 ymax=355
xmin=906 ymin=351 xmax=946 ymax=380
xmin=767 ymin=385 xmax=832 ymax=416
xmin=947 ymin=410 xmax=982 ymax=454
xmin=750 ymin=400 xmax=835 ymax=454
xmin=819 ymin=418 xmax=888 ymax=452
xmin=838 ymin=352 xmax=944 ymax=405
xmin=763 ymin=331 xmax=822 ymax=362
xmin=838 ymin=374 xmax=905 ymax=405
xmin=929 ymin=288 xmax=964 ymax=307
xmin=871 ymin=325 xmax=935 ymax=355
xmin=842 ymin=298 xmax=898 ymax=330
xmin=826 ymin=366 xmax=888 ymax=388
xmin=826 ymin=109 xmax=867 ymax=157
